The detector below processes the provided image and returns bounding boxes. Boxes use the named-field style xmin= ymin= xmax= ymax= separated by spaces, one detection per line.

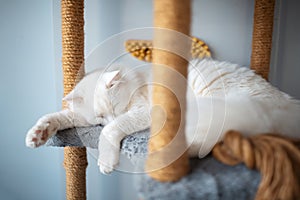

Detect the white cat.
xmin=25 ymin=59 xmax=300 ymax=174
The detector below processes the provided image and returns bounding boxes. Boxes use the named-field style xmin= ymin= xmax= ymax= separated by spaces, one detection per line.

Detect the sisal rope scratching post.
xmin=61 ymin=0 xmax=87 ymax=199
xmin=213 ymin=0 xmax=300 ymax=199
xmin=250 ymin=0 xmax=275 ymax=80
xmin=146 ymin=0 xmax=191 ymax=182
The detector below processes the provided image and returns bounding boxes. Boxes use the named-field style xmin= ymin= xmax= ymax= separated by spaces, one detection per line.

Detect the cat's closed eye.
xmin=98 ymin=114 xmax=105 ymax=118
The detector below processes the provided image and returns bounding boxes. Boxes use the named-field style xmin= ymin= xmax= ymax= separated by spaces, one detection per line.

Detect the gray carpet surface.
xmin=47 ymin=126 xmax=260 ymax=200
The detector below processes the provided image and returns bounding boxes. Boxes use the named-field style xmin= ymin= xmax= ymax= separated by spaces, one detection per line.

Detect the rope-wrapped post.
xmin=146 ymin=0 xmax=191 ymax=182
xmin=250 ymin=0 xmax=275 ymax=80
xmin=61 ymin=0 xmax=87 ymax=199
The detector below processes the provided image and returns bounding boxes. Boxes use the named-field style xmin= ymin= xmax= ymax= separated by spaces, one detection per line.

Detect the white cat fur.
xmin=26 ymin=59 xmax=300 ymax=174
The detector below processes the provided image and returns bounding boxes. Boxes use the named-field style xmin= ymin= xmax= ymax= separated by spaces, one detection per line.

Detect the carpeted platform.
xmin=47 ymin=127 xmax=260 ymax=200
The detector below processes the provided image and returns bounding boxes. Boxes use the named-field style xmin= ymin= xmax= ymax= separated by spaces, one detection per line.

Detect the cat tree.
xmin=53 ymin=0 xmax=300 ymax=199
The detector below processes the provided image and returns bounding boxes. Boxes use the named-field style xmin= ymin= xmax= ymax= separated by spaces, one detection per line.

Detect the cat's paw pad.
xmin=26 ymin=121 xmax=57 ymax=148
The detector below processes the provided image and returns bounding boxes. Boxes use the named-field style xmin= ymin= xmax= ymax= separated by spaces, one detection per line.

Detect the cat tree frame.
xmin=60 ymin=0 xmax=299 ymax=199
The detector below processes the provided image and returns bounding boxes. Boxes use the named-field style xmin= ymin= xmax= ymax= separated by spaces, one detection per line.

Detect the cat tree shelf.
xmin=47 ymin=127 xmax=260 ymax=200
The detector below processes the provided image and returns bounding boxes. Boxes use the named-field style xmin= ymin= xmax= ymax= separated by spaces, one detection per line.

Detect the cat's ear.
xmin=63 ymin=90 xmax=83 ymax=104
xmin=103 ymin=70 xmax=121 ymax=89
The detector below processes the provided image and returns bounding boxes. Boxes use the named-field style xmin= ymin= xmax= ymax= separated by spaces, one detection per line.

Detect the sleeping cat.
xmin=25 ymin=59 xmax=300 ymax=174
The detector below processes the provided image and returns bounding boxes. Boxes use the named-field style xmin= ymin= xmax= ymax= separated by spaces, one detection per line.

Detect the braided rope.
xmin=61 ymin=0 xmax=87 ymax=199
xmin=213 ymin=131 xmax=300 ymax=200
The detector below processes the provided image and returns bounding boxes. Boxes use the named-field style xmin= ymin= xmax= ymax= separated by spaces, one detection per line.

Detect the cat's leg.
xmin=98 ymin=106 xmax=150 ymax=174
xmin=98 ymin=132 xmax=123 ymax=174
xmin=26 ymin=109 xmax=89 ymax=148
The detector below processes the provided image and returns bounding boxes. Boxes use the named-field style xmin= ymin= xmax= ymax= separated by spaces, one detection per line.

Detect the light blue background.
xmin=0 ymin=0 xmax=299 ymax=199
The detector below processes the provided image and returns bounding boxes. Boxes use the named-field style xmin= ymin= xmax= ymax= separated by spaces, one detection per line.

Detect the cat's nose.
xmin=106 ymin=115 xmax=114 ymax=123
xmin=97 ymin=115 xmax=113 ymax=126
xmin=95 ymin=117 xmax=104 ymax=126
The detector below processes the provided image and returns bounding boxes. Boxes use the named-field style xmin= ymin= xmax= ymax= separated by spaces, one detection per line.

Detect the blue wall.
xmin=0 ymin=0 xmax=64 ymax=199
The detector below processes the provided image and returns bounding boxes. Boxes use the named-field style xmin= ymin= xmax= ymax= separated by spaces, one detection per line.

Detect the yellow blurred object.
xmin=125 ymin=37 xmax=211 ymax=62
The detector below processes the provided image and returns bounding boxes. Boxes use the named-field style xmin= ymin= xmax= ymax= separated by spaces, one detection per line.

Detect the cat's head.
xmin=63 ymin=68 xmax=142 ymax=125
xmin=93 ymin=70 xmax=129 ymax=125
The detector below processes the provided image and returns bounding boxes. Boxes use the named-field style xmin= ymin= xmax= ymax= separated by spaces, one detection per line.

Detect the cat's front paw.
xmin=98 ymin=161 xmax=115 ymax=174
xmin=26 ymin=118 xmax=58 ymax=148
xmin=97 ymin=134 xmax=120 ymax=174
xmin=97 ymin=149 xmax=119 ymax=174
